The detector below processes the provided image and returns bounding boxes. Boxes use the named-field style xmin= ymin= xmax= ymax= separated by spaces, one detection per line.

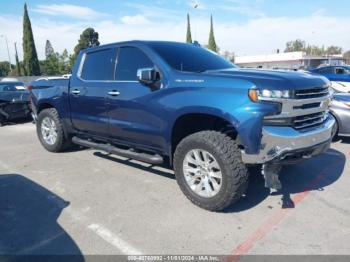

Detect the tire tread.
xmin=174 ymin=130 xmax=249 ymax=211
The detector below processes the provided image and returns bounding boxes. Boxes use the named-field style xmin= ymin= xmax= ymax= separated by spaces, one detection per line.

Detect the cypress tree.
xmin=208 ymin=15 xmax=218 ymax=53
xmin=186 ymin=13 xmax=193 ymax=44
xmin=14 ymin=42 xmax=22 ymax=76
xmin=45 ymin=40 xmax=54 ymax=58
xmin=22 ymin=3 xmax=40 ymax=76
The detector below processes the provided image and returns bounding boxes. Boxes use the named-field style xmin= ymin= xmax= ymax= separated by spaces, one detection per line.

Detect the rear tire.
xmin=173 ymin=130 xmax=249 ymax=211
xmin=36 ymin=108 xmax=72 ymax=152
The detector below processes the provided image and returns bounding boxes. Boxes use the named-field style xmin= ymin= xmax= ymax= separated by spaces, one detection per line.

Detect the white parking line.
xmin=88 ymin=223 xmax=142 ymax=255
xmin=0 ymin=161 xmax=143 ymax=255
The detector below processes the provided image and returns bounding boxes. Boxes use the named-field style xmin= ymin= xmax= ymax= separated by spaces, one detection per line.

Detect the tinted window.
xmin=315 ymin=67 xmax=333 ymax=74
xmin=335 ymin=67 xmax=350 ymax=75
xmin=0 ymin=83 xmax=24 ymax=91
xmin=81 ymin=48 xmax=116 ymax=80
xmin=149 ymin=42 xmax=236 ymax=72
xmin=115 ymin=47 xmax=154 ymax=81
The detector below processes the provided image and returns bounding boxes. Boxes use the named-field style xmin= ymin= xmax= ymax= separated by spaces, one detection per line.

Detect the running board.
xmin=72 ymin=136 xmax=163 ymax=165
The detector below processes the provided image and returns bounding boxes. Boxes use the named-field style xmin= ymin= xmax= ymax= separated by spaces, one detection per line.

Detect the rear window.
xmin=81 ymin=48 xmax=117 ymax=81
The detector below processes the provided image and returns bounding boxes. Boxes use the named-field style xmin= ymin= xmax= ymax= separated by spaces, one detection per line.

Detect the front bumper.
xmin=0 ymin=101 xmax=31 ymax=122
xmin=241 ymin=115 xmax=335 ymax=164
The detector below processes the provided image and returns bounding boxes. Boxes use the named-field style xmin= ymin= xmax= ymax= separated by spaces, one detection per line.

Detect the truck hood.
xmin=205 ymin=68 xmax=330 ymax=90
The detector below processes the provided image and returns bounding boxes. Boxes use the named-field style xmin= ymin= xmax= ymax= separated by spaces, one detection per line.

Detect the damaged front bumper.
xmin=241 ymin=115 xmax=335 ymax=165
xmin=0 ymin=101 xmax=31 ymax=123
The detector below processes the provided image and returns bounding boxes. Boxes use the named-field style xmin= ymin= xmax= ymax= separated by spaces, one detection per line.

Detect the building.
xmin=235 ymin=51 xmax=345 ymax=70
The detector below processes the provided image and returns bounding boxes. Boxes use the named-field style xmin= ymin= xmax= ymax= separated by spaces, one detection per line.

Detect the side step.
xmin=72 ymin=136 xmax=163 ymax=165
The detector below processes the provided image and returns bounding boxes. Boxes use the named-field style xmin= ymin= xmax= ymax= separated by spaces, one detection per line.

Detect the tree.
xmin=45 ymin=40 xmax=55 ymax=58
xmin=40 ymin=53 xmax=59 ymax=76
xmin=0 ymin=61 xmax=13 ymax=77
xmin=186 ymin=13 xmax=192 ymax=44
xmin=326 ymin=46 xmax=342 ymax=55
xmin=208 ymin=15 xmax=218 ymax=53
xmin=14 ymin=42 xmax=22 ymax=76
xmin=22 ymin=3 xmax=40 ymax=76
xmin=343 ymin=50 xmax=350 ymax=64
xmin=70 ymin=27 xmax=100 ymax=67
xmin=285 ymin=39 xmax=343 ymax=56
xmin=285 ymin=39 xmax=305 ymax=52
xmin=58 ymin=49 xmax=70 ymax=74
xmin=223 ymin=50 xmax=235 ymax=62
xmin=41 ymin=48 xmax=71 ymax=76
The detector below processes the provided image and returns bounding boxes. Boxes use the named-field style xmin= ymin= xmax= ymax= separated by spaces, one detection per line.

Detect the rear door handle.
xmin=71 ymin=89 xmax=80 ymax=95
xmin=108 ymin=91 xmax=120 ymax=96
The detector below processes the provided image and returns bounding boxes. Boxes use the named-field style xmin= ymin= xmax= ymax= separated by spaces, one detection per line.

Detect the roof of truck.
xmin=81 ymin=40 xmax=196 ymax=52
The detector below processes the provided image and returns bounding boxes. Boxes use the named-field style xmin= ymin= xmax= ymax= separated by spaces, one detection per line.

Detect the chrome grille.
xmin=294 ymin=87 xmax=329 ymax=99
xmin=293 ymin=112 xmax=327 ymax=130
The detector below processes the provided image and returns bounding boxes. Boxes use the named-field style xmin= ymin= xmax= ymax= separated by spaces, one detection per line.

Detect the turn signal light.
xmin=248 ymin=89 xmax=258 ymax=102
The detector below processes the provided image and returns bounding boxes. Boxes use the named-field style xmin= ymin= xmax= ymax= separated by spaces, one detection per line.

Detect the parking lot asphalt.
xmin=0 ymin=122 xmax=350 ymax=256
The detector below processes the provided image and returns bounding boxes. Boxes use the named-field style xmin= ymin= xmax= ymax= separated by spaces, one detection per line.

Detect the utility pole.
xmin=14 ymin=42 xmax=18 ymax=60
xmin=14 ymin=42 xmax=22 ymax=76
xmin=193 ymin=2 xmax=199 ymax=42
xmin=0 ymin=34 xmax=12 ymax=72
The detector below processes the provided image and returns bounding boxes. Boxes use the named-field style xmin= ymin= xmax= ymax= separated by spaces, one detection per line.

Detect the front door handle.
xmin=71 ymin=89 xmax=80 ymax=95
xmin=108 ymin=90 xmax=120 ymax=96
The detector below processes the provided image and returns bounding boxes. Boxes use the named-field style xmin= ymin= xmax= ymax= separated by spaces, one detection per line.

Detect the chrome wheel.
xmin=41 ymin=117 xmax=57 ymax=145
xmin=183 ymin=149 xmax=222 ymax=198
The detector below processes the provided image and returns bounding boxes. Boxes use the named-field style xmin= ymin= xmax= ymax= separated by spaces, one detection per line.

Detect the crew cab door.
xmin=332 ymin=67 xmax=350 ymax=82
xmin=69 ymin=48 xmax=117 ymax=136
xmin=106 ymin=46 xmax=164 ymax=151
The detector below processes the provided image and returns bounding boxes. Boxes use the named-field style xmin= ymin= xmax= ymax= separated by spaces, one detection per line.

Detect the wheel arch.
xmin=169 ymin=112 xmax=242 ymax=165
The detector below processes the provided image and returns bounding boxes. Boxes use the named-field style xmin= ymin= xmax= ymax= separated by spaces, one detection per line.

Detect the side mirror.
xmin=137 ymin=68 xmax=158 ymax=85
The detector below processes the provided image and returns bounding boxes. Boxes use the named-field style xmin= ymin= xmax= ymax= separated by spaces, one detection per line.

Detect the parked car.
xmin=329 ymin=92 xmax=350 ymax=137
xmin=0 ymin=81 xmax=31 ymax=126
xmin=30 ymin=41 xmax=334 ymax=211
xmin=310 ymin=65 xmax=350 ymax=93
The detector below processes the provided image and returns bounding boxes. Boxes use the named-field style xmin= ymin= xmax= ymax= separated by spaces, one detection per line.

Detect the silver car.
xmin=330 ymin=93 xmax=350 ymax=137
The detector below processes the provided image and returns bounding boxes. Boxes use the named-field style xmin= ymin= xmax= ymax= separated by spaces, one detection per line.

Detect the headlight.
xmin=248 ymin=89 xmax=290 ymax=102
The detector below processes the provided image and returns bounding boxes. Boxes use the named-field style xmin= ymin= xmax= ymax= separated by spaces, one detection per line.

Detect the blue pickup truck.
xmin=30 ymin=41 xmax=335 ymax=211
xmin=310 ymin=65 xmax=350 ymax=93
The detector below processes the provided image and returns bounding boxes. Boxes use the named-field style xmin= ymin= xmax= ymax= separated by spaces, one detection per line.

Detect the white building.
xmin=235 ymin=51 xmax=344 ymax=70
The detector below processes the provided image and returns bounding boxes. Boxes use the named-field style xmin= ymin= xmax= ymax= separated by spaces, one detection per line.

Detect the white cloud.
xmin=1 ymin=12 xmax=350 ymax=64
xmin=121 ymin=15 xmax=150 ymax=25
xmin=33 ymin=4 xmax=107 ymax=20
xmin=218 ymin=5 xmax=265 ymax=17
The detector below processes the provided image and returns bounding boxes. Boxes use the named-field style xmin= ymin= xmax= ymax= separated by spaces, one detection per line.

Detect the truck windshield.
xmin=148 ymin=42 xmax=236 ymax=73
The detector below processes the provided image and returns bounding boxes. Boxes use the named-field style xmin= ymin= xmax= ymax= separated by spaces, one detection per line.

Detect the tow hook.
xmin=262 ymin=164 xmax=282 ymax=190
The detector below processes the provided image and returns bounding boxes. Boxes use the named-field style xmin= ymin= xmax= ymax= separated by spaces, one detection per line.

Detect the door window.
xmin=81 ymin=48 xmax=117 ymax=81
xmin=115 ymin=47 xmax=154 ymax=81
xmin=335 ymin=67 xmax=350 ymax=75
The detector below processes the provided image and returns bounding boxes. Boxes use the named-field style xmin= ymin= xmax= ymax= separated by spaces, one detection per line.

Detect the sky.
xmin=1 ymin=0 xmax=350 ymax=63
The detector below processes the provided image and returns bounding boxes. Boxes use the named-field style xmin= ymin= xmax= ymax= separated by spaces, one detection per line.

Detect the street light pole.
xmin=193 ymin=2 xmax=198 ymax=42
xmin=0 ymin=34 xmax=12 ymax=73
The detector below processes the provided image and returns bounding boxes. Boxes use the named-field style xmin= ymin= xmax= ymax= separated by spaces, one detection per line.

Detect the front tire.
xmin=173 ymin=131 xmax=249 ymax=211
xmin=36 ymin=108 xmax=72 ymax=152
